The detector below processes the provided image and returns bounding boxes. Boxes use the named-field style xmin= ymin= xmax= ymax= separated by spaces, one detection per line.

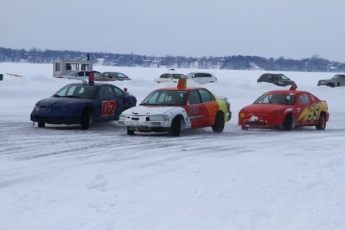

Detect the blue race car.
xmin=30 ymin=81 xmax=137 ymax=129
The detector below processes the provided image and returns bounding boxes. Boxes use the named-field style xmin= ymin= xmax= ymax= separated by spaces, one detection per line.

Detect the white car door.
xmin=158 ymin=74 xmax=174 ymax=83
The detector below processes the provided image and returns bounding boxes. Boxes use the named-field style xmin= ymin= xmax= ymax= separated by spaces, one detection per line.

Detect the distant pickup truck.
xmin=317 ymin=74 xmax=345 ymax=87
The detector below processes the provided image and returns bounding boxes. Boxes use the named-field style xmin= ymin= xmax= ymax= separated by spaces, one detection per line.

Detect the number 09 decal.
xmin=189 ymin=106 xmax=198 ymax=116
xmin=102 ymin=100 xmax=116 ymax=116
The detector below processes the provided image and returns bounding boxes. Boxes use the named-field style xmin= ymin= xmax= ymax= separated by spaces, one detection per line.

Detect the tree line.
xmin=0 ymin=47 xmax=344 ymax=72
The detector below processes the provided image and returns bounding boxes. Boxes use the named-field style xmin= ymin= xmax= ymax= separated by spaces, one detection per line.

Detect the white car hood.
xmin=123 ymin=105 xmax=180 ymax=115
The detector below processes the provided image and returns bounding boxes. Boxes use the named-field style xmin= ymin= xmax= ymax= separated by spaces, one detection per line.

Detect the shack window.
xmin=55 ymin=63 xmax=61 ymax=72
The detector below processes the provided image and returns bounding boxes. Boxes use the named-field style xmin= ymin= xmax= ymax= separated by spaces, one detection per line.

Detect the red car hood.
xmin=241 ymin=104 xmax=290 ymax=113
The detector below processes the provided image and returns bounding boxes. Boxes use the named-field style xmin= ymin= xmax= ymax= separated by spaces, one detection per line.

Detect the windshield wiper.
xmin=65 ymin=95 xmax=81 ymax=98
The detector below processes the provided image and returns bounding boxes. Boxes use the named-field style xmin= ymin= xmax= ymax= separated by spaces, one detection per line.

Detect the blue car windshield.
xmin=54 ymin=85 xmax=97 ymax=99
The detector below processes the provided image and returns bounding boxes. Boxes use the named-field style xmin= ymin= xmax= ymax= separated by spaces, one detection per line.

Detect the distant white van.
xmin=186 ymin=72 xmax=217 ymax=84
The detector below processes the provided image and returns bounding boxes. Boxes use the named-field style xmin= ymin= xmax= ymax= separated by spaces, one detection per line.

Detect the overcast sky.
xmin=1 ymin=0 xmax=345 ymax=62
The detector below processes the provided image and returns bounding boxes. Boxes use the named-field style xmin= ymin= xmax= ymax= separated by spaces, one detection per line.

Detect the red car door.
xmin=197 ymin=88 xmax=219 ymax=127
xmin=186 ymin=90 xmax=207 ymax=128
xmin=295 ymin=92 xmax=317 ymax=126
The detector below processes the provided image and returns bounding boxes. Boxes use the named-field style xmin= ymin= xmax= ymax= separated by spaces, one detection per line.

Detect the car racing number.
xmin=300 ymin=104 xmax=321 ymax=122
xmin=102 ymin=100 xmax=116 ymax=116
xmin=307 ymin=104 xmax=320 ymax=121
xmin=189 ymin=106 xmax=198 ymax=116
xmin=189 ymin=106 xmax=199 ymax=122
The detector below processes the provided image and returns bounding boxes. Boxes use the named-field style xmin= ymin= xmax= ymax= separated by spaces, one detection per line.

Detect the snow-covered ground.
xmin=1 ymin=63 xmax=345 ymax=230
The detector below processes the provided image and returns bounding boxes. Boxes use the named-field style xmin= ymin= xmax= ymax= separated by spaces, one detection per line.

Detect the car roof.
xmin=266 ymin=89 xmax=307 ymax=94
xmin=261 ymin=73 xmax=284 ymax=76
xmin=154 ymin=87 xmax=205 ymax=91
xmin=67 ymin=82 xmax=114 ymax=87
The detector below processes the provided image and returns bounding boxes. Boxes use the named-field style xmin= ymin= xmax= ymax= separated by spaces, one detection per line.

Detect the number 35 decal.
xmin=102 ymin=100 xmax=116 ymax=116
xmin=307 ymin=104 xmax=320 ymax=121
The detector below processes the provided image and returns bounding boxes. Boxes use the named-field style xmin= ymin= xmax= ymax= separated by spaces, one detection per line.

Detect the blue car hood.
xmin=37 ymin=97 xmax=92 ymax=107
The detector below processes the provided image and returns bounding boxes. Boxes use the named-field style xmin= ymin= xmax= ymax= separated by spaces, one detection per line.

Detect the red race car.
xmin=238 ymin=85 xmax=329 ymax=130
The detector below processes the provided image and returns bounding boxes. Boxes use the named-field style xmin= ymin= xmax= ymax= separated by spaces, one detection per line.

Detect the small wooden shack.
xmin=53 ymin=60 xmax=93 ymax=78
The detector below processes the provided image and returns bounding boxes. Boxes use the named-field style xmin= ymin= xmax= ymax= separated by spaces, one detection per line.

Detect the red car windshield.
xmin=254 ymin=93 xmax=295 ymax=105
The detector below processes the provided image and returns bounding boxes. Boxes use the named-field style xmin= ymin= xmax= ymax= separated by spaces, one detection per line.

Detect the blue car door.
xmin=95 ymin=85 xmax=124 ymax=121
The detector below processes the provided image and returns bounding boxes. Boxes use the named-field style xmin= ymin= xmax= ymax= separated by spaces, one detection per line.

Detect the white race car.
xmin=117 ymin=85 xmax=231 ymax=136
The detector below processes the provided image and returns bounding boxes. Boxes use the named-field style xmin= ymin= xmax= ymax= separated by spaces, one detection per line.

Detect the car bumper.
xmin=30 ymin=111 xmax=81 ymax=125
xmin=238 ymin=113 xmax=283 ymax=129
xmin=117 ymin=116 xmax=172 ymax=132
xmin=226 ymin=111 xmax=232 ymax=122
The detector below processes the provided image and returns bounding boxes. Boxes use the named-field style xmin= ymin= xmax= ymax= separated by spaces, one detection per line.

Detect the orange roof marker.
xmin=177 ymin=78 xmax=187 ymax=89
xmin=290 ymin=83 xmax=297 ymax=90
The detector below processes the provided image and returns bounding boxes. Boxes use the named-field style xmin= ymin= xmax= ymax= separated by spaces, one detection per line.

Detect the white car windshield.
xmin=141 ymin=90 xmax=187 ymax=106
xmin=172 ymin=74 xmax=187 ymax=79
xmin=66 ymin=71 xmax=79 ymax=76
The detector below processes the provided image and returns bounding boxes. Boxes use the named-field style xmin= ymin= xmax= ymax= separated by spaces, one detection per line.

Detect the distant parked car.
xmin=154 ymin=73 xmax=188 ymax=83
xmin=186 ymin=72 xmax=217 ymax=84
xmin=317 ymin=74 xmax=345 ymax=87
xmin=96 ymin=72 xmax=132 ymax=81
xmin=257 ymin=73 xmax=295 ymax=87
xmin=61 ymin=70 xmax=101 ymax=80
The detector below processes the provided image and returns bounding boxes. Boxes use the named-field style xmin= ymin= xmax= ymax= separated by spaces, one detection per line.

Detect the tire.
xmin=81 ymin=109 xmax=91 ymax=130
xmin=127 ymin=128 xmax=135 ymax=135
xmin=283 ymin=114 xmax=295 ymax=131
xmin=327 ymin=83 xmax=335 ymax=88
xmin=241 ymin=126 xmax=249 ymax=130
xmin=170 ymin=117 xmax=181 ymax=137
xmin=38 ymin=122 xmax=45 ymax=128
xmin=315 ymin=113 xmax=326 ymax=130
xmin=212 ymin=112 xmax=225 ymax=133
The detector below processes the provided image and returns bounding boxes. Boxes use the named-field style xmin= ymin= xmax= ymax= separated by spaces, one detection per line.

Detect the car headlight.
xmin=320 ymin=81 xmax=325 ymax=83
xmin=149 ymin=115 xmax=169 ymax=121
